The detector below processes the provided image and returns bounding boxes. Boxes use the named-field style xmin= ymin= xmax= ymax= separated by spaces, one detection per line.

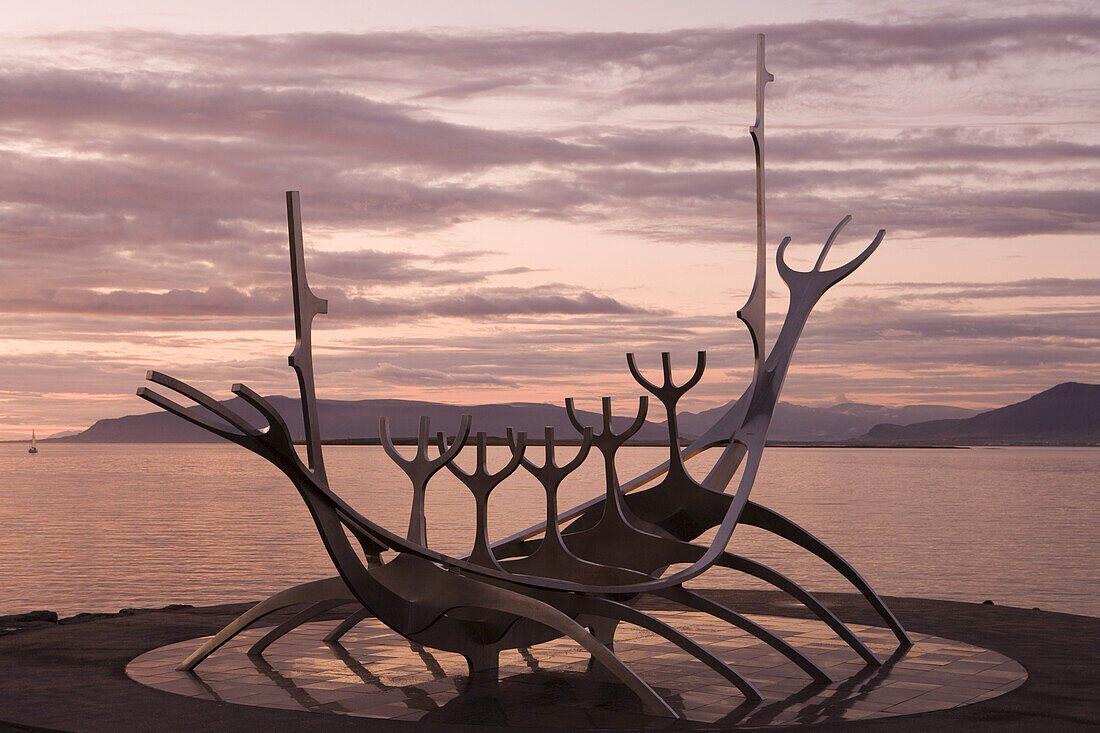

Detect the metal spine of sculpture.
xmin=137 ymin=35 xmax=910 ymax=718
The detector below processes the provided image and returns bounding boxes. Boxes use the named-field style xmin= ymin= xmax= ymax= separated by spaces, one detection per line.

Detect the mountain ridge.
xmin=58 ymin=393 xmax=979 ymax=444
xmin=57 ymin=395 xmax=668 ymax=444
xmin=857 ymin=382 xmax=1100 ymax=445
xmin=677 ymin=400 xmax=978 ymax=443
xmin=54 ymin=382 xmax=1095 ymax=445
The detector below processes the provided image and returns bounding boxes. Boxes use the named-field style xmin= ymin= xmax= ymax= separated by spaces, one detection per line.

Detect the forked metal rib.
xmin=380 ymin=414 xmax=472 ymax=545
xmin=501 ymin=426 xmax=643 ymax=583
xmin=438 ymin=429 xmax=527 ymax=569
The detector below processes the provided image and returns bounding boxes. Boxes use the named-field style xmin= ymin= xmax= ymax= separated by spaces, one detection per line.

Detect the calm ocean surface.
xmin=2 ymin=443 xmax=1097 ymax=618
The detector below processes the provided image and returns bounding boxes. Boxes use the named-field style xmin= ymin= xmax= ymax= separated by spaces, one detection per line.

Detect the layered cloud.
xmin=0 ymin=12 xmax=1098 ymax=436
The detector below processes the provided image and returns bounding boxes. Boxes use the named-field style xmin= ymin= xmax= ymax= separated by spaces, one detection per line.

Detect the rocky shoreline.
xmin=0 ymin=604 xmax=196 ymax=636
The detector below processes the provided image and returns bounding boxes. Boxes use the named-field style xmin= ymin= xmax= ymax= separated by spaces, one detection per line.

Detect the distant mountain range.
xmin=51 ymin=392 xmax=965 ymax=444
xmin=855 ymin=382 xmax=1100 ymax=446
xmin=52 ymin=382 xmax=1097 ymax=446
xmin=677 ymin=401 xmax=978 ymax=443
xmin=58 ymin=396 xmax=670 ymax=444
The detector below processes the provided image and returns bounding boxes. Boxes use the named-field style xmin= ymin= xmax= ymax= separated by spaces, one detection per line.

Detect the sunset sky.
xmin=1 ymin=1 xmax=1097 ymax=440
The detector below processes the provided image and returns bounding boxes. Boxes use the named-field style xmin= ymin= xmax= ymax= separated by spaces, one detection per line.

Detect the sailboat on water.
xmin=28 ymin=429 xmax=38 ymax=454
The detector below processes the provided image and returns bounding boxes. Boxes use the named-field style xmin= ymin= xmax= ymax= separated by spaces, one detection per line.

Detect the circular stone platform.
xmin=128 ymin=611 xmax=1024 ymax=728
xmin=3 ymin=591 xmax=1098 ymax=732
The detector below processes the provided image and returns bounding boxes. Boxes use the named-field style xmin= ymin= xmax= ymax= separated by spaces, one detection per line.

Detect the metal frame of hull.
xmin=139 ymin=35 xmax=910 ymax=718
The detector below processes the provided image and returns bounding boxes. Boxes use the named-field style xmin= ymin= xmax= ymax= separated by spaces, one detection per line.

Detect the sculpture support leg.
xmin=742 ymin=501 xmax=912 ymax=648
xmin=324 ymin=606 xmax=372 ymax=643
xmin=655 ymin=586 xmax=832 ymax=684
xmin=584 ymin=616 xmax=619 ymax=651
xmin=177 ymin=576 xmax=354 ymax=671
xmin=429 ymin=589 xmax=680 ymax=718
xmin=718 ymin=552 xmax=881 ymax=666
xmin=248 ymin=598 xmax=358 ymax=657
xmin=574 ymin=597 xmax=763 ymax=702
xmin=462 ymin=646 xmax=500 ymax=684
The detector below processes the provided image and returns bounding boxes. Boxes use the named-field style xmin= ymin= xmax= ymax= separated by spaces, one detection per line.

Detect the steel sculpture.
xmin=138 ymin=35 xmax=911 ymax=718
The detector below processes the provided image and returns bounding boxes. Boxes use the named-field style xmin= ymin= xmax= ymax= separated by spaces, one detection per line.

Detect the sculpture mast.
xmin=286 ymin=191 xmax=330 ymax=483
xmin=738 ymin=33 xmax=773 ymax=384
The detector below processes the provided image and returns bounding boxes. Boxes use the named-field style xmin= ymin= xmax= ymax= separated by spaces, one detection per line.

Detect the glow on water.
xmin=1 ymin=443 xmax=1097 ymax=618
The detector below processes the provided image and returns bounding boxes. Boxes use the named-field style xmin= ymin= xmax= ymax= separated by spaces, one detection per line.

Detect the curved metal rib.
xmin=232 ymin=382 xmax=294 ymax=439
xmin=248 ymin=598 xmax=358 ymax=657
xmin=135 ymin=387 xmax=245 ymax=445
xmin=741 ymin=502 xmax=911 ymax=648
xmin=147 ymin=371 xmax=257 ymax=435
xmin=176 ymin=576 xmax=354 ymax=671
xmin=142 ymin=371 xmax=260 ymax=436
xmin=655 ymin=586 xmax=832 ymax=683
xmin=717 ymin=552 xmax=883 ymax=665
xmin=324 ymin=607 xmax=372 ymax=643
xmin=574 ymin=596 xmax=763 ymax=702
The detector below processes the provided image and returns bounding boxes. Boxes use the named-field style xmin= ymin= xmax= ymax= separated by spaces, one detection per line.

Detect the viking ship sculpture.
xmin=138 ymin=36 xmax=910 ymax=718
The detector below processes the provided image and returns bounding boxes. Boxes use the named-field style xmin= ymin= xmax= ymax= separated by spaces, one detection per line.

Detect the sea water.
xmin=1 ymin=443 xmax=1096 ymax=618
